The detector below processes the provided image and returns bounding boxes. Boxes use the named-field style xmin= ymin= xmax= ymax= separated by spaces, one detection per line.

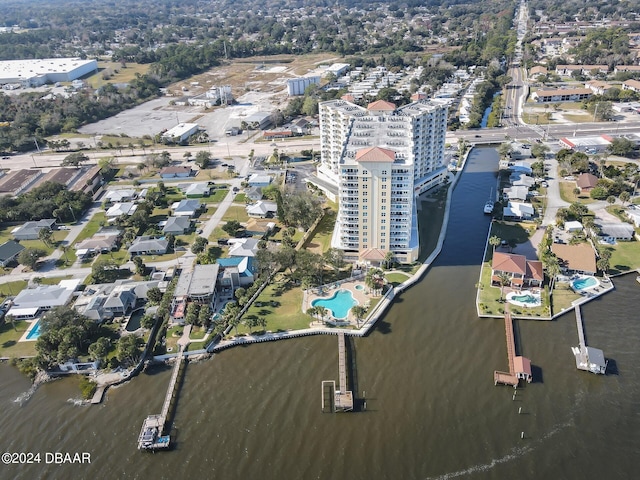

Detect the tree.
xmin=608 ymin=137 xmax=636 ymax=157
xmin=185 ymin=303 xmax=200 ymax=325
xmin=222 ymin=220 xmax=242 ymax=237
xmin=597 ymin=256 xmax=610 ymax=273
xmin=91 ymin=257 xmax=120 ymax=283
xmin=147 ymin=286 xmax=163 ymax=304
xmin=61 ymin=152 xmax=89 ymax=167
xmin=497 ymin=142 xmax=512 ymax=159
xmin=116 ymin=335 xmax=142 ymax=365
xmin=133 ymin=256 xmax=146 ymax=275
xmin=6 ymin=314 xmax=17 ymax=332
xmin=497 ymin=273 xmax=512 ymax=300
xmin=195 ymin=150 xmax=211 ymax=169
xmin=38 ymin=227 xmax=54 ymax=247
xmin=88 ymin=337 xmax=111 ymax=362
xmin=191 ymin=236 xmax=208 ymax=254
xmin=18 ymin=247 xmax=47 ymax=269
xmin=489 ymin=235 xmax=502 ymax=251
xmin=351 ymin=305 xmax=367 ymax=328
xmin=323 ymin=248 xmax=345 ymax=272
xmin=382 ymin=251 xmax=394 ymax=270
xmin=183 ymin=151 xmax=192 ymax=161
xmin=141 ymin=314 xmax=156 ymax=329
xmin=606 ymin=195 xmax=617 ymax=205
xmin=619 ymin=191 xmax=631 ymax=205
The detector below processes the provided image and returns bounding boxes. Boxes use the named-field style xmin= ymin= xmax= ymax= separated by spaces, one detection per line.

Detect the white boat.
xmin=483 ymin=189 xmax=494 ymax=214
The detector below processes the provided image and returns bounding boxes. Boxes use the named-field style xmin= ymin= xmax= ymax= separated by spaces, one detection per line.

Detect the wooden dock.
xmin=137 ymin=347 xmax=187 ymax=450
xmin=494 ymin=312 xmax=532 ymax=386
xmin=321 ymin=333 xmax=353 ymax=412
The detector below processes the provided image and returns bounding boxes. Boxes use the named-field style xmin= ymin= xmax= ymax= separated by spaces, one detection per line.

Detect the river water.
xmin=2 ymin=147 xmax=639 ymax=480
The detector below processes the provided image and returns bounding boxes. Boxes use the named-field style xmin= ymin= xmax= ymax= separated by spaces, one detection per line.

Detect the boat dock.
xmin=137 ymin=346 xmax=187 ymax=450
xmin=494 ymin=312 xmax=532 ymax=387
xmin=321 ymin=333 xmax=353 ymax=412
xmin=571 ymin=305 xmax=607 ymax=374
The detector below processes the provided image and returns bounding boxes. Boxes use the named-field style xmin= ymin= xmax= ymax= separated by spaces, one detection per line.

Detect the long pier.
xmin=321 ymin=333 xmax=353 ymax=412
xmin=494 ymin=312 xmax=532 ymax=386
xmin=572 ymin=305 xmax=607 ymax=374
xmin=138 ymin=346 xmax=187 ymax=450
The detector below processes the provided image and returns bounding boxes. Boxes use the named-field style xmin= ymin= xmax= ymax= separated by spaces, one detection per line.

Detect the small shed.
xmin=565 ymin=221 xmax=583 ymax=232
xmin=514 ymin=356 xmax=532 ymax=383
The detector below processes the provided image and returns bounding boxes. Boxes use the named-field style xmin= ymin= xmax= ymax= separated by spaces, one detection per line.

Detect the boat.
xmin=483 ymin=189 xmax=494 ymax=214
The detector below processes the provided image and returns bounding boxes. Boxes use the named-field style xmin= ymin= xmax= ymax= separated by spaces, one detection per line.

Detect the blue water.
xmin=311 ymin=289 xmax=357 ymax=319
xmin=572 ymin=276 xmax=598 ymax=290
xmin=355 ymin=284 xmax=364 ymax=291
xmin=511 ymin=294 xmax=537 ymax=304
xmin=25 ymin=320 xmax=41 ymax=340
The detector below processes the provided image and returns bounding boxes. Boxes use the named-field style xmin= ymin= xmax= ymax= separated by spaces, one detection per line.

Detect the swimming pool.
xmin=311 ymin=289 xmax=358 ymax=319
xmin=572 ymin=276 xmax=599 ymax=291
xmin=25 ymin=320 xmax=42 ymax=340
xmin=355 ymin=284 xmax=364 ymax=291
xmin=506 ymin=291 xmax=541 ymax=308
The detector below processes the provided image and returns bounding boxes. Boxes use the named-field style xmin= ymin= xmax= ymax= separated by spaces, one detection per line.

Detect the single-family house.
xmin=11 ymin=219 xmax=56 ymax=240
xmin=292 ymin=118 xmax=310 ymax=135
xmin=160 ymin=166 xmax=193 ymax=179
xmin=597 ymin=222 xmax=635 ymax=242
xmin=217 ymin=257 xmax=255 ymax=294
xmin=503 ymin=201 xmax=535 ymax=220
xmin=227 ymin=238 xmax=260 ymax=257
xmin=503 ymin=185 xmax=529 ymax=201
xmin=551 ymin=243 xmax=597 ymax=275
xmin=74 ymin=280 xmax=160 ymax=322
xmin=7 ymin=279 xmax=80 ymax=319
xmin=106 ymin=202 xmax=138 ymax=217
xmin=104 ymin=189 xmax=137 ymax=203
xmin=245 ymin=218 xmax=275 ymax=237
xmin=162 ymin=216 xmax=191 ymax=234
xmin=75 ymin=229 xmax=121 ymax=256
xmin=491 ymin=252 xmax=543 ymax=289
xmin=181 ymin=183 xmax=210 ymax=198
xmin=246 ymin=200 xmax=278 ymax=218
xmin=128 ymin=236 xmax=169 ymax=256
xmin=529 ymin=66 xmax=548 ymax=79
xmin=171 ymin=199 xmax=201 ymax=217
xmin=576 ymin=173 xmax=599 ymax=192
xmin=171 ymin=264 xmax=219 ymax=321
xmin=510 ymin=173 xmax=535 ymax=188
xmin=0 ymin=240 xmax=25 ymax=267
xmin=509 ymin=161 xmax=532 ymax=175
xmin=247 ymin=174 xmax=273 ymax=187
xmin=103 ymin=285 xmax=137 ymax=315
xmin=245 ymin=186 xmax=263 ymax=202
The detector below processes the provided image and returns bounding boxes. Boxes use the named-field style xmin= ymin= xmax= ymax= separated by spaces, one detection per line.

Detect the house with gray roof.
xmin=7 ymin=279 xmax=80 ymax=319
xmin=171 ymin=199 xmax=201 ymax=217
xmin=227 ymin=238 xmax=260 ymax=257
xmin=597 ymin=222 xmax=635 ymax=242
xmin=246 ymin=200 xmax=278 ymax=218
xmin=171 ymin=264 xmax=219 ymax=322
xmin=106 ymin=202 xmax=138 ymax=217
xmin=104 ymin=189 xmax=137 ymax=203
xmin=0 ymin=240 xmax=25 ymax=267
xmin=11 ymin=219 xmax=56 ymax=240
xmin=128 ymin=236 xmax=169 ymax=256
xmin=102 ymin=285 xmax=137 ymax=315
xmin=181 ymin=183 xmax=210 ymax=198
xmin=245 ymin=186 xmax=263 ymax=202
xmin=162 ymin=216 xmax=191 ymax=234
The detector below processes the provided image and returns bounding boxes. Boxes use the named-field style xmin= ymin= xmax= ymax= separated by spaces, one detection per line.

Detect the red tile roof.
xmin=576 ymin=173 xmax=598 ymax=189
xmin=492 ymin=252 xmax=527 ymax=275
xmin=355 ymin=146 xmax=396 ymax=163
xmin=366 ymin=99 xmax=396 ymax=111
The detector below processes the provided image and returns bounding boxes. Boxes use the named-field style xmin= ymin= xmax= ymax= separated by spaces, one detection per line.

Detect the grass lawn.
xmin=417 ymin=187 xmax=448 ymax=261
xmin=189 ymin=327 xmax=207 ymax=340
xmin=208 ymin=226 xmax=228 ymax=242
xmin=385 ymin=272 xmax=411 ymax=287
xmin=0 ymin=280 xmax=28 ymax=301
xmin=551 ymin=282 xmax=582 ymax=314
xmin=209 ymin=189 xmax=230 ymax=202
xmin=0 ymin=320 xmax=37 ymax=358
xmin=139 ymin=250 xmax=186 ymax=264
xmin=238 ymin=278 xmax=309 ymax=334
xmin=302 ymin=208 xmax=337 ymax=254
xmin=84 ymin=62 xmax=151 ymax=89
xmin=270 ymin=226 xmax=304 ymax=243
xmin=602 ymin=241 xmax=640 ymax=274
xmin=562 ymin=113 xmax=593 ymax=123
xmin=165 ymin=325 xmax=184 ymax=352
xmin=198 ymin=205 xmax=218 ymax=220
xmin=559 ymin=181 xmax=595 ymax=204
xmin=605 ymin=206 xmax=632 ymax=222
xmin=234 ymin=193 xmax=248 ymax=203
xmin=489 ymin=221 xmax=534 ymax=248
xmin=74 ymin=212 xmax=107 ymax=244
xmin=221 ymin=206 xmax=250 ymax=223
xmin=37 ymin=275 xmax=73 ymax=285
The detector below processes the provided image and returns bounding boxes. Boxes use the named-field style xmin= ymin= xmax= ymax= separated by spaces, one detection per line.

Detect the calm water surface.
xmin=2 ymin=148 xmax=639 ymax=480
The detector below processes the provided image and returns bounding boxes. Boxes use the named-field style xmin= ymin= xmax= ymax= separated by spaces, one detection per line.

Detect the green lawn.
xmin=488 ymin=221 xmax=534 ymax=249
xmin=418 ymin=187 xmax=448 ymax=262
xmin=234 ymin=193 xmax=248 ymax=203
xmin=36 ymin=275 xmax=73 ymax=285
xmin=559 ymin=181 xmax=595 ymax=204
xmin=208 ymin=226 xmax=228 ymax=242
xmin=603 ymin=241 xmax=640 ymax=274
xmin=165 ymin=325 xmax=184 ymax=352
xmin=74 ymin=212 xmax=107 ymax=244
xmin=238 ymin=278 xmax=310 ymax=334
xmin=0 ymin=281 xmax=28 ymax=302
xmin=385 ymin=272 xmax=411 ymax=287
xmin=84 ymin=61 xmax=151 ymax=89
xmin=209 ymin=189 xmax=230 ymax=202
xmin=0 ymin=320 xmax=37 ymax=358
xmin=189 ymin=327 xmax=207 ymax=340
xmin=551 ymin=282 xmax=582 ymax=314
xmin=302 ymin=208 xmax=337 ymax=254
xmin=221 ymin=206 xmax=250 ymax=223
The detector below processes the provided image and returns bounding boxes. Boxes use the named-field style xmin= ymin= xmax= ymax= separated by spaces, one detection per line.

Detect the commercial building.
xmin=287 ymin=76 xmax=320 ymax=96
xmin=0 ymin=58 xmax=98 ymax=87
xmin=317 ymin=98 xmax=449 ymax=263
xmin=161 ymin=123 xmax=200 ymax=144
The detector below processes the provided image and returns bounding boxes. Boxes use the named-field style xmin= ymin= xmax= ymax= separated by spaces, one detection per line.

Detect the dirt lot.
xmin=79 ymin=53 xmax=339 ymax=140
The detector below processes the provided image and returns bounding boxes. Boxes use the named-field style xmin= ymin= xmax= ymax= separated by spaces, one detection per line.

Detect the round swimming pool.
xmin=355 ymin=284 xmax=364 ymax=291
xmin=311 ymin=289 xmax=358 ymax=319
xmin=572 ymin=276 xmax=599 ymax=291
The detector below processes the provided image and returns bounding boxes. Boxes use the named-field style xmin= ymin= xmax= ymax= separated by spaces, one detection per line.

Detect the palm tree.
xmin=351 ymin=305 xmax=367 ymax=328
xmin=544 ymin=256 xmax=561 ymax=290
xmin=489 ymin=235 xmax=501 ymax=252
xmin=619 ymin=191 xmax=630 ymax=205
xmin=6 ymin=314 xmax=17 ymax=332
xmin=497 ymin=273 xmax=512 ymax=301
xmin=596 ymin=256 xmax=610 ymax=274
xmin=38 ymin=228 xmax=53 ymax=247
xmin=316 ymin=306 xmax=328 ymax=324
xmin=383 ymin=251 xmax=394 ymax=270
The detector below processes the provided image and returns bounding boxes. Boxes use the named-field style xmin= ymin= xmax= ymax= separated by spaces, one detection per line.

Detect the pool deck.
xmin=18 ymin=319 xmax=41 ymax=342
xmin=303 ymin=276 xmax=373 ymax=327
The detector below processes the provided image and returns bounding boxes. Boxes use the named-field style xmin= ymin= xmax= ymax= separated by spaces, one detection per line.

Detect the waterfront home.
xmin=106 ymin=202 xmax=137 ymax=217
xmin=7 ymin=279 xmax=81 ymax=319
xmin=217 ymin=257 xmax=255 ymax=295
xmin=74 ymin=280 xmax=160 ymax=322
xmin=128 ymin=236 xmax=169 ymax=256
xmin=491 ymin=252 xmax=543 ymax=289
xmin=162 ymin=216 xmax=191 ymax=235
xmin=503 ymin=185 xmax=529 ymax=201
xmin=0 ymin=240 xmax=24 ymax=267
xmin=171 ymin=264 xmax=219 ymax=322
xmin=171 ymin=199 xmax=201 ymax=217
xmin=550 ymin=243 xmax=596 ymax=275
xmin=503 ymin=201 xmax=535 ymax=220
xmin=11 ymin=219 xmax=56 ymax=240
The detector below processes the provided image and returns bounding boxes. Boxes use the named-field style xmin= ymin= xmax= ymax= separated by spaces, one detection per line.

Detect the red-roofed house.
xmin=491 ymin=252 xmax=544 ymax=289
xmin=576 ymin=173 xmax=599 ymax=192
